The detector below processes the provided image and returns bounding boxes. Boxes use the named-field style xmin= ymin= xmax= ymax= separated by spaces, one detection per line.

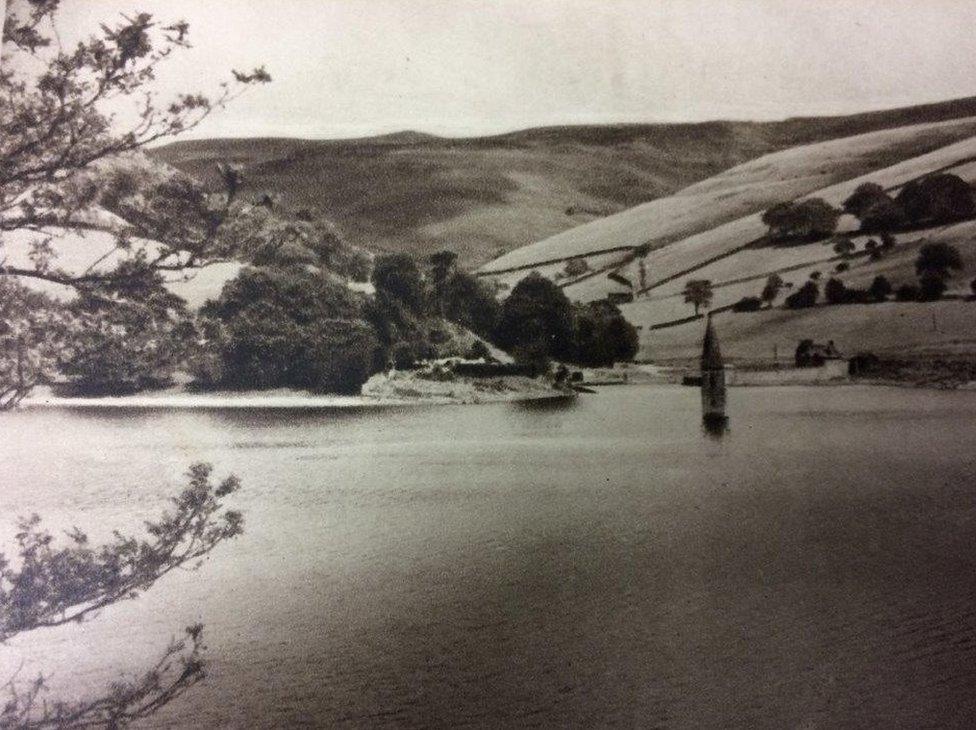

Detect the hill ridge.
xmin=152 ymin=94 xmax=976 ymax=269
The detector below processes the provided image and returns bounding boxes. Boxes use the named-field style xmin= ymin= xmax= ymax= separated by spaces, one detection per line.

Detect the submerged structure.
xmin=700 ymin=314 xmax=728 ymax=432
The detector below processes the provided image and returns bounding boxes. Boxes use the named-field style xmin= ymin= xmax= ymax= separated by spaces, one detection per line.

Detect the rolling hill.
xmin=472 ymin=103 xmax=976 ymax=365
xmin=152 ymin=96 xmax=976 ymax=269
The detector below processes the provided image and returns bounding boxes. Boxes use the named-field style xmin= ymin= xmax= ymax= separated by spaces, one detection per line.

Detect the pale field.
xmin=479 ymin=116 xmax=976 ymax=274
xmin=622 ymin=221 xmax=976 ymax=331
xmin=636 ymin=297 xmax=976 ymax=364
xmin=563 ymin=129 xmax=976 ymax=314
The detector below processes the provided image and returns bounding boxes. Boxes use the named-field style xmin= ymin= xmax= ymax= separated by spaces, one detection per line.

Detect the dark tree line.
xmin=493 ymin=273 xmax=638 ymax=368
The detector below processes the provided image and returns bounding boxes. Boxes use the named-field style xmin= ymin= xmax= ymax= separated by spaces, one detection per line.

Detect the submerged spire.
xmin=700 ymin=313 xmax=724 ymax=371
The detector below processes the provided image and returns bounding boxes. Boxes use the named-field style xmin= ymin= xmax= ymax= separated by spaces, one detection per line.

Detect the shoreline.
xmin=21 ymin=374 xmax=576 ymax=411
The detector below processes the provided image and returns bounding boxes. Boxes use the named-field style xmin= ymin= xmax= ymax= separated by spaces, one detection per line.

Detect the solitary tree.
xmin=916 ymin=242 xmax=964 ymax=278
xmin=864 ymin=239 xmax=882 ymax=261
xmin=824 ymin=277 xmax=849 ymax=305
xmin=868 ymin=275 xmax=893 ymax=302
xmin=760 ymin=273 xmax=784 ymax=307
xmin=915 ymin=242 xmax=963 ymax=300
xmin=682 ymin=279 xmax=713 ymax=316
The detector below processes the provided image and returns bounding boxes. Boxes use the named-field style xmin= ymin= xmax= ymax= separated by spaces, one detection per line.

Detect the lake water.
xmin=4 ymin=385 xmax=976 ymax=728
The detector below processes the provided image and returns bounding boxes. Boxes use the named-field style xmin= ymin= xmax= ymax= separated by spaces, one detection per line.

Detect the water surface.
xmin=3 ymin=385 xmax=976 ymax=728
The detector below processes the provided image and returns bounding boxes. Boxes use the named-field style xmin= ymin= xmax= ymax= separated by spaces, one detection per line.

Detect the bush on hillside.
xmin=784 ymin=280 xmax=819 ymax=308
xmin=682 ymin=279 xmax=713 ymax=316
xmin=832 ymin=237 xmax=856 ymax=258
xmin=915 ymin=242 xmax=964 ymax=278
xmin=914 ymin=242 xmax=963 ymax=301
xmin=865 ymin=239 xmax=883 ymax=261
xmin=760 ymin=274 xmax=784 ymax=306
xmin=824 ymin=277 xmax=849 ymax=305
xmin=918 ymin=272 xmax=948 ymax=301
xmin=895 ymin=283 xmax=919 ymax=302
xmin=860 ymin=197 xmax=907 ymax=232
xmin=843 ymin=183 xmax=889 ymax=218
xmin=868 ymin=275 xmax=893 ymax=302
xmin=843 ymin=183 xmax=908 ymax=233
xmin=732 ymin=296 xmax=763 ymax=312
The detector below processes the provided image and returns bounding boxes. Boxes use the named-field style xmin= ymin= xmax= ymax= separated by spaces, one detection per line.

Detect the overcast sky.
xmin=20 ymin=0 xmax=976 ymax=139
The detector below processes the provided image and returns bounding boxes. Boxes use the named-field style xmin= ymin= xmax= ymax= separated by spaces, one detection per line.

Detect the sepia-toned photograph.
xmin=4 ymin=0 xmax=976 ymax=726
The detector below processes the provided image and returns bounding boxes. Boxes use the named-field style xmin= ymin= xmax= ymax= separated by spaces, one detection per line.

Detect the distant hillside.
xmin=152 ymin=96 xmax=976 ymax=269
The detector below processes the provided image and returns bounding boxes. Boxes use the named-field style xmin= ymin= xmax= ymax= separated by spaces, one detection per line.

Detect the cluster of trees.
xmin=734 ymin=242 xmax=968 ymax=314
xmin=493 ymin=273 xmax=638 ymax=368
xmin=761 ymin=198 xmax=841 ymax=243
xmin=759 ymin=173 xmax=976 ymax=250
xmin=193 ymin=267 xmax=376 ymax=393
xmin=823 ymin=275 xmax=893 ymax=304
xmin=898 ymin=242 xmax=966 ymax=301
xmin=843 ymin=175 xmax=976 ymax=233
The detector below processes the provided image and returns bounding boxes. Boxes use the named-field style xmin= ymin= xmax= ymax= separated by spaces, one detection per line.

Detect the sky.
xmin=12 ymin=0 xmax=976 ymax=140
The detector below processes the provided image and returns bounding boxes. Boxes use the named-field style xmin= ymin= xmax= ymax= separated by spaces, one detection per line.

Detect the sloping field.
xmin=624 ymin=220 xmax=976 ymax=363
xmin=155 ymin=96 xmax=976 ymax=268
xmin=555 ymin=129 xmax=976 ymax=314
xmin=480 ymin=116 xmax=976 ymax=275
xmin=639 ymin=298 xmax=976 ymax=365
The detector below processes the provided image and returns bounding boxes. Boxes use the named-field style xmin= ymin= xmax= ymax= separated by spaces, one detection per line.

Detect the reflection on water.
xmin=4 ymin=386 xmax=976 ymax=727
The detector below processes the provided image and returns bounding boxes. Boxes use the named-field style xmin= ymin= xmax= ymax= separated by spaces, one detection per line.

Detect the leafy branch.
xmin=0 ymin=463 xmax=244 ymax=729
